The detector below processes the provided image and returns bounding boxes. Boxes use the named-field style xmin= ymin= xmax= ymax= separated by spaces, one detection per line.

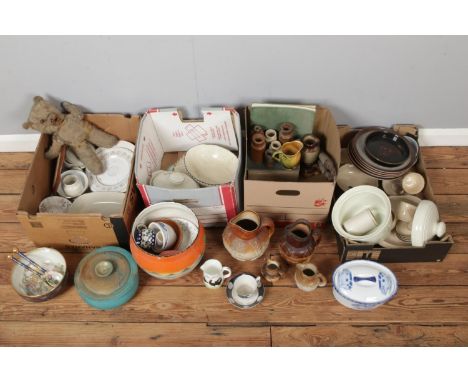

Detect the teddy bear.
xmin=23 ymin=96 xmax=119 ymax=174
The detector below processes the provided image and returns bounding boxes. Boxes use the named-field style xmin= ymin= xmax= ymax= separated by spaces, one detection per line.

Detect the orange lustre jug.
xmin=222 ymin=210 xmax=275 ymax=261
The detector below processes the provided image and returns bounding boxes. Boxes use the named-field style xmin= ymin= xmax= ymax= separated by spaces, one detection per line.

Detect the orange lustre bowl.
xmin=130 ymin=223 xmax=206 ymax=276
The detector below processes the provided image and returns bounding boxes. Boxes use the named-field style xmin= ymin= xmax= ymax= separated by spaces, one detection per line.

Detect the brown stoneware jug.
xmin=294 ymin=263 xmax=327 ymax=292
xmin=279 ymin=219 xmax=321 ymax=264
xmin=223 ymin=210 xmax=275 ymax=261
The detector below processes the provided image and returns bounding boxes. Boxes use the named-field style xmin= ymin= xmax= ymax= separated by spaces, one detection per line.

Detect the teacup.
xmin=231 ymin=274 xmax=262 ymax=306
xmin=200 ymin=259 xmax=231 ymax=289
xmin=402 ymin=172 xmax=425 ymax=195
xmin=148 ymin=221 xmax=178 ymax=252
xmin=396 ymin=201 xmax=417 ymax=223
xmin=342 ymin=208 xmax=378 ymax=236
xmin=272 ymin=140 xmax=304 ymax=169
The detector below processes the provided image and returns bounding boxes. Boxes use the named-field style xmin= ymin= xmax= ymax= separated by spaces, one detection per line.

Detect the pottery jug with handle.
xmin=222 ymin=210 xmax=275 ymax=261
xmin=279 ymin=219 xmax=321 ymax=264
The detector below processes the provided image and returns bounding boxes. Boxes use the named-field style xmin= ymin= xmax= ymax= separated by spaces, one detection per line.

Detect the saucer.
xmin=87 ymin=146 xmax=133 ymax=192
xmin=226 ymin=273 xmax=265 ymax=309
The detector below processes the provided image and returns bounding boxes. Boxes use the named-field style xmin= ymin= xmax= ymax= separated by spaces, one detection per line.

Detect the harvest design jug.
xmin=222 ymin=210 xmax=275 ymax=261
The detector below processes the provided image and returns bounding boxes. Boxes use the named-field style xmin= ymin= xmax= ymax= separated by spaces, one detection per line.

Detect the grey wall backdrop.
xmin=1 ymin=35 xmax=468 ymax=135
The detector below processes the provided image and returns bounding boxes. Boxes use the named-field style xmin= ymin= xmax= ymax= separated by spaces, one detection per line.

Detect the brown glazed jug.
xmin=279 ymin=219 xmax=321 ymax=264
xmin=223 ymin=210 xmax=275 ymax=261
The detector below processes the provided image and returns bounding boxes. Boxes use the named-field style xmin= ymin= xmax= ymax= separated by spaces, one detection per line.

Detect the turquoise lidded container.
xmin=74 ymin=246 xmax=139 ymax=310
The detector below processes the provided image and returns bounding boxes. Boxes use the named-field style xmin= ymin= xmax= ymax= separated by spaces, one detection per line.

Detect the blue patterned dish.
xmin=332 ymin=260 xmax=397 ymax=310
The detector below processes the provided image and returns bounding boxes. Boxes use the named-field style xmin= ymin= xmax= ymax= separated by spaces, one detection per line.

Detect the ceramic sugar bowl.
xmin=279 ymin=219 xmax=321 ymax=264
xmin=222 ymin=210 xmax=275 ymax=261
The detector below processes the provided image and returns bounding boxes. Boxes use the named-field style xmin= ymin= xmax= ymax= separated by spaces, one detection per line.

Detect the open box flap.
xmin=135 ymin=107 xmax=241 ymax=186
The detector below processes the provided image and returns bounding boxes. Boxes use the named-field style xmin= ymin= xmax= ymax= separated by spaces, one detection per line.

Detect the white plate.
xmin=332 ymin=260 xmax=398 ymax=310
xmin=184 ymin=144 xmax=238 ymax=186
xmin=87 ymin=146 xmax=133 ymax=192
xmin=70 ymin=192 xmax=125 ymax=217
xmin=115 ymin=140 xmax=135 ymax=152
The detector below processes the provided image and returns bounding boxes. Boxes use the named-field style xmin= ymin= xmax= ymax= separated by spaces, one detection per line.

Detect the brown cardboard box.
xmin=16 ymin=114 xmax=142 ymax=251
xmin=243 ymin=104 xmax=341 ymax=225
xmin=335 ymin=124 xmax=454 ymax=263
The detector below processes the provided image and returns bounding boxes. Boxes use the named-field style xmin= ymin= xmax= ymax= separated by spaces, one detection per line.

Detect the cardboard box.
xmin=134 ymin=107 xmax=242 ymax=227
xmin=335 ymin=124 xmax=454 ymax=263
xmin=243 ymin=104 xmax=341 ymax=225
xmin=17 ymin=114 xmax=142 ymax=251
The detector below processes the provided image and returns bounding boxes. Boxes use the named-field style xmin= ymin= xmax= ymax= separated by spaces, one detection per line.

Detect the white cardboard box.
xmin=134 ymin=107 xmax=242 ymax=226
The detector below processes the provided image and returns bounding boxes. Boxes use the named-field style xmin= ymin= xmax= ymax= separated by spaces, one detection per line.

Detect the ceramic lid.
xmin=411 ymin=200 xmax=446 ymax=247
xmin=74 ymin=246 xmax=138 ymax=301
xmin=332 ymin=260 xmax=397 ymax=305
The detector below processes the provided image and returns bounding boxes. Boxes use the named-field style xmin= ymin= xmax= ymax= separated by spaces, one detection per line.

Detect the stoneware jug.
xmin=279 ymin=219 xmax=321 ymax=264
xmin=261 ymin=253 xmax=288 ymax=283
xmin=223 ymin=210 xmax=275 ymax=261
xmin=294 ymin=263 xmax=327 ymax=292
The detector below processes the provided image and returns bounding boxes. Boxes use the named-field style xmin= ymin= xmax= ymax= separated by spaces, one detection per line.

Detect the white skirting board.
xmin=0 ymin=134 xmax=41 ymax=152
xmin=0 ymin=129 xmax=467 ymax=152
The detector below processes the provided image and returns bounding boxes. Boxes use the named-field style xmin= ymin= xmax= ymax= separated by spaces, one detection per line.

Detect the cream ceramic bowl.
xmin=337 ymin=164 xmax=378 ymax=191
xmin=184 ymin=144 xmax=238 ymax=187
xmin=332 ymin=185 xmax=392 ymax=244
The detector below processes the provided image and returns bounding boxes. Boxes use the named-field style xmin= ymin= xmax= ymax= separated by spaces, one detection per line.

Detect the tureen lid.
xmin=74 ymin=246 xmax=138 ymax=301
xmin=332 ymin=260 xmax=397 ymax=305
xmin=411 ymin=200 xmax=446 ymax=247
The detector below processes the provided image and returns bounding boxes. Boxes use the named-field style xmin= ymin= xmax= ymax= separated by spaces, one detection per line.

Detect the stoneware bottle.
xmin=222 ymin=210 xmax=275 ymax=261
xmin=278 ymin=122 xmax=296 ymax=144
xmin=301 ymin=134 xmax=321 ymax=165
xmin=250 ymin=132 xmax=267 ymax=164
xmin=279 ymin=219 xmax=321 ymax=264
xmin=294 ymin=263 xmax=327 ymax=292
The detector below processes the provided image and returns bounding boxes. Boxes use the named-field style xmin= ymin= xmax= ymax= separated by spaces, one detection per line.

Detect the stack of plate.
xmin=348 ymin=128 xmax=419 ymax=180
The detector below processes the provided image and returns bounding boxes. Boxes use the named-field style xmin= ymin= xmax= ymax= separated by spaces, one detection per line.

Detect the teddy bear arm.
xmin=85 ymin=121 xmax=119 ymax=148
xmin=72 ymin=141 xmax=104 ymax=175
xmin=61 ymin=101 xmax=83 ymax=119
xmin=44 ymin=136 xmax=64 ymax=159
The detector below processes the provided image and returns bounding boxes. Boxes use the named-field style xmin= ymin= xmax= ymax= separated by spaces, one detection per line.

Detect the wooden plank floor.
xmin=0 ymin=148 xmax=467 ymax=346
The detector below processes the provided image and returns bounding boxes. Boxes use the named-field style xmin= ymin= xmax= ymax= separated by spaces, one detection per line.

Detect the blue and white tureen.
xmin=332 ymin=260 xmax=398 ymax=310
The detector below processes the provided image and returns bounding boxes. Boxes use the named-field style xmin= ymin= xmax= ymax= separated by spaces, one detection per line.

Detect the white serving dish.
xmin=411 ymin=200 xmax=446 ymax=247
xmin=184 ymin=144 xmax=239 ymax=187
xmin=332 ymin=185 xmax=392 ymax=244
xmin=332 ymin=260 xmax=398 ymax=310
xmin=69 ymin=192 xmax=125 ymax=217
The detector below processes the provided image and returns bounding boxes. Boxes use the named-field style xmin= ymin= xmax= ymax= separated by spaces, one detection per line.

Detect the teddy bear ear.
xmin=23 ymin=122 xmax=32 ymax=129
xmin=33 ymin=96 xmax=43 ymax=103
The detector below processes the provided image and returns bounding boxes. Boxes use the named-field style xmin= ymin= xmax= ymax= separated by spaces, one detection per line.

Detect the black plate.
xmin=364 ymin=131 xmax=410 ymax=167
